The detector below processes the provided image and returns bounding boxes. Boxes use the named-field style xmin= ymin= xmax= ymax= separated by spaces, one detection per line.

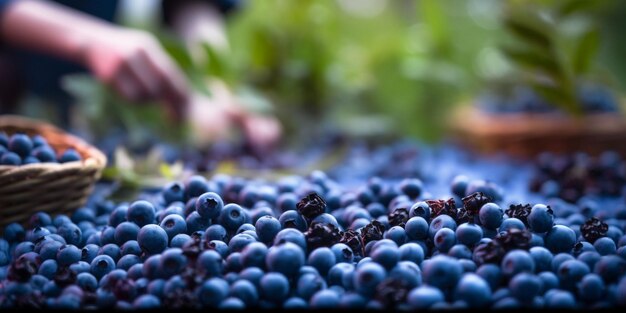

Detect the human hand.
xmin=80 ymin=27 xmax=189 ymax=122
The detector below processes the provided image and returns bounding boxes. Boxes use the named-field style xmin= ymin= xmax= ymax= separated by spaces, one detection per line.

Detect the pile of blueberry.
xmin=529 ymin=151 xmax=626 ymax=203
xmin=1 ymin=172 xmax=626 ymax=309
xmin=0 ymin=132 xmax=82 ymax=166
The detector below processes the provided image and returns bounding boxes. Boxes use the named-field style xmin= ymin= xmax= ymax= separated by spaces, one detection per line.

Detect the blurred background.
xmin=2 ymin=0 xmax=626 ymax=189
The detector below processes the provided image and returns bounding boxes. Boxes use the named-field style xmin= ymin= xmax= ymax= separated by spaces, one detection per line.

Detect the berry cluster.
xmin=529 ymin=151 xmax=626 ymax=203
xmin=0 ymin=132 xmax=82 ymax=166
xmin=1 ymin=172 xmax=626 ymax=309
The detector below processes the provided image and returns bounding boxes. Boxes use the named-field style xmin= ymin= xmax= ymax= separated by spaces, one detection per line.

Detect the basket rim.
xmin=0 ymin=114 xmax=107 ymax=169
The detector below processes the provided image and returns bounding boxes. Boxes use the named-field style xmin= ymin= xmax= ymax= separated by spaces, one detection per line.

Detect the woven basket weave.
xmin=0 ymin=115 xmax=107 ymax=226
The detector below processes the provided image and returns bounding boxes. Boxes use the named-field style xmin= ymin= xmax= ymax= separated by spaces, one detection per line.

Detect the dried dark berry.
xmin=297 ymin=193 xmax=327 ymax=219
xmin=375 ymin=278 xmax=411 ymax=307
xmin=7 ymin=253 xmax=40 ymax=282
xmin=339 ymin=229 xmax=364 ymax=257
xmin=113 ymin=279 xmax=137 ymax=301
xmin=388 ymin=208 xmax=409 ymax=227
xmin=427 ymin=198 xmax=457 ymax=219
xmin=181 ymin=239 xmax=202 ymax=261
xmin=455 ymin=208 xmax=473 ymax=224
xmin=53 ymin=266 xmax=77 ymax=287
xmin=505 ymin=204 xmax=532 ymax=226
xmin=580 ymin=217 xmax=608 ymax=243
xmin=360 ymin=220 xmax=385 ymax=245
xmin=494 ymin=228 xmax=532 ymax=251
xmin=473 ymin=241 xmax=506 ymax=266
xmin=304 ymin=222 xmax=342 ymax=251
xmin=462 ymin=192 xmax=492 ymax=217
xmin=163 ymin=288 xmax=197 ymax=309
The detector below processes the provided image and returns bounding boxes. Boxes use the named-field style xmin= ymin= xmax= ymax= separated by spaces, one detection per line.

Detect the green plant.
xmin=499 ymin=0 xmax=615 ymax=115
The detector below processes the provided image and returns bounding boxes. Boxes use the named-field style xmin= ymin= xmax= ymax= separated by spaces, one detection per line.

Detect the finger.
xmin=126 ymin=49 xmax=161 ymax=101
xmin=142 ymin=49 xmax=189 ymax=122
xmin=110 ymin=66 xmax=144 ymax=103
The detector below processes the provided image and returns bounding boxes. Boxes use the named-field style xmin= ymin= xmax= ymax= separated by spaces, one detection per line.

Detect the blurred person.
xmin=0 ymin=0 xmax=280 ymax=153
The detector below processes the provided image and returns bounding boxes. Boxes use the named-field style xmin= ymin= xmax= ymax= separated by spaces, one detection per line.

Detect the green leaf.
xmin=572 ymin=28 xmax=599 ymax=75
xmin=556 ymin=0 xmax=603 ymax=18
xmin=530 ymin=82 xmax=582 ymax=116
xmin=500 ymin=45 xmax=564 ymax=81
xmin=503 ymin=16 xmax=552 ymax=49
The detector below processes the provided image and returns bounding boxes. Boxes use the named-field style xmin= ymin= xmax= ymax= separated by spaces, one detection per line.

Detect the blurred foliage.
xmin=165 ymin=0 xmax=506 ymax=143
xmin=496 ymin=0 xmax=619 ymax=115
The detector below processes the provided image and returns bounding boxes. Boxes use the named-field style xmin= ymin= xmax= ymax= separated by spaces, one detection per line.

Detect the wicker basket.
xmin=0 ymin=115 xmax=107 ymax=226
xmin=451 ymin=105 xmax=626 ymax=158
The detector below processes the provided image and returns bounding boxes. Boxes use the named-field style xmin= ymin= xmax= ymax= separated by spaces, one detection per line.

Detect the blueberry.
xmin=454 ymin=222 xmax=483 ymax=247
xmin=206 ymin=240 xmax=230 ymax=258
xmin=407 ymin=285 xmax=445 ymax=309
xmin=58 ymin=148 xmax=81 ymax=163
xmin=159 ymin=214 xmax=187 ymax=241
xmin=196 ymin=250 xmax=223 ymax=277
xmin=0 ymin=151 xmax=20 ymax=165
xmin=240 ymin=242 xmax=268 ymax=269
xmin=116 ymin=254 xmax=141 ymax=271
xmin=218 ymin=203 xmax=247 ymax=232
xmin=544 ymin=290 xmax=576 ymax=308
xmin=479 ymin=203 xmax=503 ymax=230
xmin=475 ymin=264 xmax=501 ymax=291
xmin=499 ymin=218 xmax=526 ymax=232
xmin=28 ymin=212 xmax=52 ymax=229
xmin=184 ymin=175 xmax=210 ymax=200
xmin=448 ymin=244 xmax=472 ymax=259
xmin=428 ymin=214 xmax=457 ymax=240
xmin=594 ymin=237 xmax=616 ymax=256
xmin=26 ymin=226 xmax=51 ymax=242
xmin=56 ymin=244 xmax=81 ymax=266
xmin=90 ymin=255 xmax=115 ymax=280
xmin=527 ymin=204 xmax=554 ymax=233
xmin=228 ymin=233 xmax=257 ymax=253
xmin=57 ymin=223 xmax=82 ymax=246
xmin=22 ymin=156 xmax=39 ymax=164
xmin=70 ymin=261 xmax=91 ymax=274
xmin=422 ymin=255 xmax=463 ymax=291
xmin=196 ymin=192 xmax=224 ymax=220
xmin=398 ymin=242 xmax=424 ymax=264
xmin=98 ymin=243 xmax=122 ymax=262
xmin=205 ymin=224 xmax=228 ymax=242
xmin=545 ymin=225 xmax=576 ymax=253
xmin=265 ymin=212 xmax=300 ymax=236
xmin=252 ymin=215 xmax=280 ymax=244
xmin=158 ymin=248 xmax=187 ymax=278
xmin=370 ymin=244 xmax=400 ymax=270
xmin=593 ymin=255 xmax=626 ymax=283
xmin=108 ymin=205 xmax=129 ymax=227
xmin=120 ymin=240 xmax=142 ymax=256
xmin=508 ymin=272 xmax=541 ymax=304
xmin=170 ymin=234 xmax=192 ymax=248
xmin=529 ymin=246 xmax=553 ymax=272
xmin=383 ymin=225 xmax=407 ymax=246
xmin=126 ymin=201 xmax=156 ymax=227
xmin=132 ymin=294 xmax=161 ymax=309
xmin=0 ymin=132 xmax=7 ymax=147
xmin=311 ymin=213 xmax=340 ymax=229
xmin=239 ymin=267 xmax=264 ymax=288
xmin=8 ymin=134 xmax=33 ymax=158
xmin=162 ymin=182 xmax=185 ymax=204
xmin=198 ymin=277 xmax=229 ymax=307
xmin=389 ymin=261 xmax=422 ymax=288
xmin=617 ymin=276 xmax=626 ymax=306
xmin=577 ymin=251 xmax=601 ymax=270
xmin=296 ymin=272 xmax=327 ymax=300
xmin=366 ymin=203 xmax=386 ymax=219
xmin=114 ymin=222 xmax=140 ymax=245
xmin=273 ymin=228 xmax=307 ymax=252
xmin=38 ymin=259 xmax=58 ymax=279
xmin=259 ymin=272 xmax=289 ymax=303
xmin=310 ymin=289 xmax=341 ymax=309
xmin=451 ymin=175 xmax=469 ymax=198
xmin=400 ymin=178 xmax=423 ymax=199
xmin=266 ymin=242 xmax=305 ymax=278
xmin=4 ymin=222 xmax=25 ymax=243
xmin=501 ymin=250 xmax=535 ymax=277
xmin=577 ymin=273 xmax=605 ymax=302
xmin=219 ymin=297 xmax=246 ymax=309
xmin=229 ymin=279 xmax=259 ymax=307
xmin=32 ymin=146 xmax=56 ymax=162
xmin=137 ymin=224 xmax=168 ymax=255
xmin=453 ymin=273 xmax=491 ymax=307
xmin=434 ymin=228 xmax=456 ymax=253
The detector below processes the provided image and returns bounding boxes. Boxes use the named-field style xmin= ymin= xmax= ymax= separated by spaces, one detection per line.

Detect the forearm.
xmin=0 ymin=0 xmax=115 ymax=66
